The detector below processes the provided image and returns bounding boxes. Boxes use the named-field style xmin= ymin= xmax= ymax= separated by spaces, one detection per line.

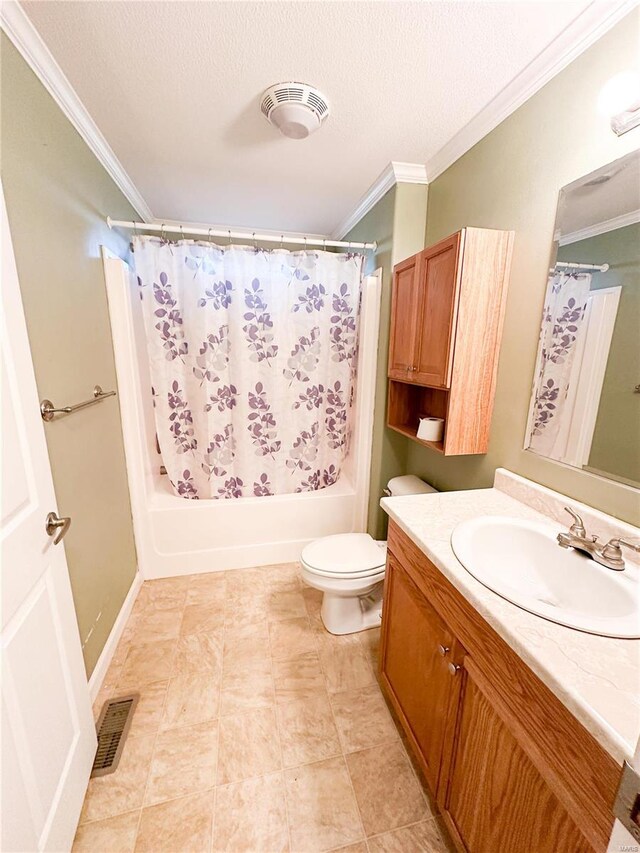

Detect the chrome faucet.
xmin=556 ymin=506 xmax=640 ymax=571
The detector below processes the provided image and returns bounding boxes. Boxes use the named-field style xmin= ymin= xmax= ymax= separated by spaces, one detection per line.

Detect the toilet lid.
xmin=301 ymin=533 xmax=386 ymax=576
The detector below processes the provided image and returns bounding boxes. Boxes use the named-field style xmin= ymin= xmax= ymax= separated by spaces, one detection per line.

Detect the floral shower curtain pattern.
xmin=527 ymin=270 xmax=591 ymax=456
xmin=134 ymin=237 xmax=364 ymax=499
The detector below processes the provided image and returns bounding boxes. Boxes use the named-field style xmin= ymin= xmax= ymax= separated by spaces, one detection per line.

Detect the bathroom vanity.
xmin=379 ymin=471 xmax=639 ymax=853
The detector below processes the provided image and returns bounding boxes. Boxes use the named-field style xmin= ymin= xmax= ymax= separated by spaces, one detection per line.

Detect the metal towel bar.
xmin=40 ymin=385 xmax=116 ymax=421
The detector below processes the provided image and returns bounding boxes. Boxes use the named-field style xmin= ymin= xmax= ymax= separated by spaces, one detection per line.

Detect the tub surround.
xmin=380 ymin=468 xmax=640 ymax=765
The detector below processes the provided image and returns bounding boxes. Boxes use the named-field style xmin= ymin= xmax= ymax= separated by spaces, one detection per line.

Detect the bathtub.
xmin=102 ymin=247 xmax=381 ymax=579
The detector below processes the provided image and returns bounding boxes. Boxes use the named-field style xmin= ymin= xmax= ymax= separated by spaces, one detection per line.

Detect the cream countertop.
xmin=380 ymin=471 xmax=640 ymax=766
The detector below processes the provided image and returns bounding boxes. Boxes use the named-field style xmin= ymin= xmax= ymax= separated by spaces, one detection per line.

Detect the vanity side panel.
xmin=387 ymin=521 xmax=618 ymax=852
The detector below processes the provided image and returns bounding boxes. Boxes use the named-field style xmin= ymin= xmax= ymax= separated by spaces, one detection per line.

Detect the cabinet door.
xmin=380 ymin=556 xmax=459 ymax=791
xmin=440 ymin=659 xmax=593 ymax=853
xmin=388 ymin=253 xmax=421 ymax=380
xmin=413 ymin=232 xmax=463 ymax=387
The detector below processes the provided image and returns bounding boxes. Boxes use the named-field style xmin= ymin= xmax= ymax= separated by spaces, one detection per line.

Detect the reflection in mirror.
xmin=525 ymin=150 xmax=640 ymax=488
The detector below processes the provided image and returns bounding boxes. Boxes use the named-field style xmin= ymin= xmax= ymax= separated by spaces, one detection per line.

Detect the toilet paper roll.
xmin=417 ymin=417 xmax=445 ymax=443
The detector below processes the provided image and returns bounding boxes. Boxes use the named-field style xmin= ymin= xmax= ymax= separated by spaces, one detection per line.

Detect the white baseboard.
xmin=87 ymin=571 xmax=143 ymax=702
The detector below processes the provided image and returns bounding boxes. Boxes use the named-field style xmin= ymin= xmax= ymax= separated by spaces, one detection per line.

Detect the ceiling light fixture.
xmin=260 ymin=82 xmax=330 ymax=140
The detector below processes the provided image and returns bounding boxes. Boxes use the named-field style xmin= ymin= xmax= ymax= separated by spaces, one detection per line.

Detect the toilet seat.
xmin=301 ymin=533 xmax=387 ymax=579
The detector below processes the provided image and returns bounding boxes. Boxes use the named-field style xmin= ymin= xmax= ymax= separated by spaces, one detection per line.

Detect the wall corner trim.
xmin=0 ymin=1 xmax=153 ymax=222
xmin=87 ymin=571 xmax=143 ymax=702
xmin=331 ymin=161 xmax=428 ymax=240
xmin=423 ymin=0 xmax=639 ymax=183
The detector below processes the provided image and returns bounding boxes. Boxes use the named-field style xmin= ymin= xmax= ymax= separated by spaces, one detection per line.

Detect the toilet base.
xmin=320 ymin=582 xmax=384 ymax=635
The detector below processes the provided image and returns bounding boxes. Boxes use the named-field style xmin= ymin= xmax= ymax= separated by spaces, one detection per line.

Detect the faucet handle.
xmin=563 ymin=506 xmax=586 ymax=538
xmin=602 ymin=538 xmax=640 ymax=561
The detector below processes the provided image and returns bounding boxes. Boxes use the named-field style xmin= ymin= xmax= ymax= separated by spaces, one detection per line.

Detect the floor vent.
xmin=91 ymin=694 xmax=139 ymax=777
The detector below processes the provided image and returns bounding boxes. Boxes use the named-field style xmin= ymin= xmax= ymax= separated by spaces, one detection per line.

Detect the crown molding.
xmin=1 ymin=0 xmax=153 ymax=221
xmin=558 ymin=208 xmax=640 ymax=245
xmin=424 ymin=0 xmax=639 ymax=183
xmin=332 ymin=161 xmax=428 ymax=240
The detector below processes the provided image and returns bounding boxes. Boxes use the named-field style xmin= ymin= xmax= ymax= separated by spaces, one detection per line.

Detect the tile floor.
xmin=76 ymin=563 xmax=451 ymax=853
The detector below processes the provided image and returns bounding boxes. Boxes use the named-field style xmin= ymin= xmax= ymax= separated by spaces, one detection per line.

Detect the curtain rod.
xmin=106 ymin=218 xmax=377 ymax=251
xmin=554 ymin=260 xmax=609 ymax=272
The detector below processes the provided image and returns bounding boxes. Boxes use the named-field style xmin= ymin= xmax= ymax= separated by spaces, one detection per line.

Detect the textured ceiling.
xmin=24 ymin=0 xmax=591 ymax=233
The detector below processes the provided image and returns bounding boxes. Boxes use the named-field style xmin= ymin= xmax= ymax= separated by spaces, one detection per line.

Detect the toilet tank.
xmin=386 ymin=475 xmax=437 ymax=497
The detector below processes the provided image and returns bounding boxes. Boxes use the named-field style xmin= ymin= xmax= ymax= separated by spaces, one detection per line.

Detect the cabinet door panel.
xmin=414 ymin=233 xmax=462 ymax=387
xmin=442 ymin=664 xmax=592 ymax=853
xmin=380 ymin=557 xmax=457 ymax=790
xmin=388 ymin=255 xmax=421 ymax=380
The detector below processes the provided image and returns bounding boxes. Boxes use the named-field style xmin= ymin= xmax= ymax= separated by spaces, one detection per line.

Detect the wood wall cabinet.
xmin=380 ymin=522 xmax=621 ymax=853
xmin=387 ymin=227 xmax=513 ymax=455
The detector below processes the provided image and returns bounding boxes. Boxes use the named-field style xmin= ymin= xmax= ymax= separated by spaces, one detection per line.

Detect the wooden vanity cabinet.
xmin=387 ymin=227 xmax=513 ymax=455
xmin=380 ymin=522 xmax=621 ymax=853
xmin=380 ymin=554 xmax=462 ymax=791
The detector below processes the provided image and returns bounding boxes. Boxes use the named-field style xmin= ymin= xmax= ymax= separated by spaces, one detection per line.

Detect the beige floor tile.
xmin=346 ymin=742 xmax=430 ymax=836
xmin=136 ymin=578 xmax=188 ymax=610
xmin=329 ymin=844 xmax=369 ymax=853
xmin=80 ymin=735 xmax=155 ymax=824
xmin=301 ymin=585 xmax=324 ymax=631
xmin=273 ymin=652 xmax=326 ymax=704
xmin=127 ymin=681 xmax=169 ymax=737
xmin=135 ymin=791 xmax=213 ymax=853
xmin=175 ymin=630 xmax=224 ymax=675
xmin=145 ymin=721 xmax=218 ymax=805
xmin=277 ymin=694 xmax=341 ymax=767
xmin=267 ymin=563 xmax=302 ymax=592
xmin=161 ymin=672 xmax=220 ymax=729
xmin=265 ymin=588 xmax=307 ymax=622
xmin=217 ymin=707 xmax=281 ymax=784
xmin=72 ymin=809 xmax=140 ymax=853
xmin=358 ymin=628 xmax=381 ymax=669
xmin=284 ymin=756 xmax=364 ymax=853
xmin=269 ymin=617 xmax=316 ymax=661
xmin=317 ymin=634 xmax=376 ymax=693
xmin=219 ymin=659 xmax=274 ymax=715
xmin=367 ymin=819 xmax=450 ymax=853
xmin=186 ymin=572 xmax=227 ymax=606
xmin=330 ymin=685 xmax=398 ymax=753
xmin=181 ymin=602 xmax=225 ymax=636
xmin=223 ymin=621 xmax=271 ymax=669
xmin=223 ymin=594 xmax=268 ymax=629
xmin=212 ymin=772 xmax=288 ymax=852
xmin=118 ymin=639 xmax=178 ymax=688
xmin=130 ymin=605 xmax=183 ymax=642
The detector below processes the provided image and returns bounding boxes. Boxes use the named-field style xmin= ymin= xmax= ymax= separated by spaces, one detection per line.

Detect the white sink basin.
xmin=451 ymin=516 xmax=640 ymax=638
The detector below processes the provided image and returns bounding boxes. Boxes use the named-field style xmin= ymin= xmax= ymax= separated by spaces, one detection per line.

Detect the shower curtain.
xmin=527 ymin=270 xmax=591 ymax=457
xmin=134 ymin=236 xmax=363 ymax=499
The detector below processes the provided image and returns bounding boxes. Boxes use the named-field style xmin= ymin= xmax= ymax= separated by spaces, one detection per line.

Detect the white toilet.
xmin=300 ymin=476 xmax=437 ymax=635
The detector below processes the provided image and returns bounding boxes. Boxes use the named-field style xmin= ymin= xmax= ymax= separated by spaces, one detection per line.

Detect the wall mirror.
xmin=525 ymin=149 xmax=639 ymax=488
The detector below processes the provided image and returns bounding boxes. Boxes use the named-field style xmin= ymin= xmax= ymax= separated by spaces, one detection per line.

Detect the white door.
xmin=1 ymin=188 xmax=96 ymax=852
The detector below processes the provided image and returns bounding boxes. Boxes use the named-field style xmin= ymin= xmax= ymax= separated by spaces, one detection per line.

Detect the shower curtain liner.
xmin=134 ymin=236 xmax=364 ymax=499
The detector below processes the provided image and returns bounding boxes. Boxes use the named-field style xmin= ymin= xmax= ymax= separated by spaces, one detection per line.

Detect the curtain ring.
xmin=323 ymin=238 xmax=326 ymax=252
xmin=227 ymin=229 xmax=232 ymax=246
xmin=280 ymin=234 xmax=284 ymax=250
xmin=160 ymin=223 xmax=166 ymax=242
xmin=180 ymin=225 xmax=185 ymax=241
xmin=304 ymin=236 xmax=308 ymax=251
xmin=132 ymin=220 xmax=138 ymax=237
xmin=208 ymin=228 xmax=213 ymax=244
xmin=253 ymin=232 xmax=257 ymax=250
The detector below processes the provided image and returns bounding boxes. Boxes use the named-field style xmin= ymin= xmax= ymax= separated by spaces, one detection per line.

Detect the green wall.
xmin=346 ymin=183 xmax=428 ymax=537
xmin=406 ymin=11 xmax=640 ymax=525
xmin=1 ymin=36 xmax=139 ymax=676
xmin=557 ymin=224 xmax=640 ymax=485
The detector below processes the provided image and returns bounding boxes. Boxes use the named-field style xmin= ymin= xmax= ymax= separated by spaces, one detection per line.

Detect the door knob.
xmin=437 ymin=644 xmax=450 ymax=656
xmin=45 ymin=511 xmax=71 ymax=545
xmin=447 ymin=662 xmax=461 ymax=676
